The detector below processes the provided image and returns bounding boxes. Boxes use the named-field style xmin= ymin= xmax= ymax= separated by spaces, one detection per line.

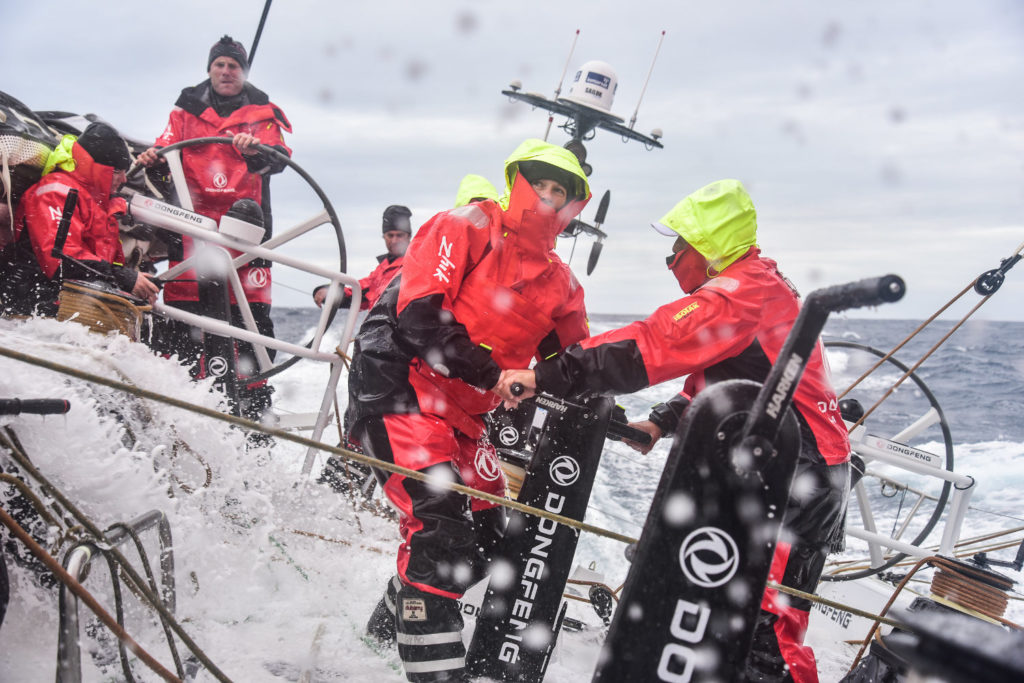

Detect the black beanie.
xmin=382 ymin=205 xmax=412 ymax=234
xmin=76 ymin=122 xmax=131 ymax=171
xmin=516 ymin=160 xmax=585 ymax=202
xmin=208 ymin=35 xmax=249 ymax=72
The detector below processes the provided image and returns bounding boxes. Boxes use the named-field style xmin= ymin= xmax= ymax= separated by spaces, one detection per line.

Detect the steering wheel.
xmin=133 ymin=136 xmax=346 ymax=383
xmin=820 ymin=340 xmax=955 ymax=582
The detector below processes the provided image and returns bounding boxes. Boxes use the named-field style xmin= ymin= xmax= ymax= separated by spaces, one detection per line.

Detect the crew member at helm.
xmin=346 ymin=139 xmax=591 ymax=682
xmin=0 ymin=122 xmax=159 ymax=316
xmin=496 ymin=179 xmax=851 ymax=683
xmin=138 ymin=35 xmax=291 ymax=423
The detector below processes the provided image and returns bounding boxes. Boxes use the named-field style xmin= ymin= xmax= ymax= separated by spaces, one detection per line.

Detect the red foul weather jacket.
xmin=153 ymin=81 xmax=291 ymax=305
xmin=534 ymin=248 xmax=850 ymax=465
xmin=14 ymin=142 xmax=127 ymax=280
xmin=347 ymin=189 xmax=590 ymax=440
xmin=358 ymin=252 xmax=405 ymax=310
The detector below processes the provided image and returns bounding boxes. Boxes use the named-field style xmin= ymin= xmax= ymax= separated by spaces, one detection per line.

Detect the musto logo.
xmin=548 ymin=455 xmax=580 ymax=486
xmin=656 ymin=526 xmax=741 ymax=682
xmin=679 ymin=526 xmax=739 ymax=588
xmin=474 ymin=447 xmax=501 ymax=482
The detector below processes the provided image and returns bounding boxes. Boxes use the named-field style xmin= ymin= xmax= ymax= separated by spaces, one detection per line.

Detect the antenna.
xmin=544 ymin=29 xmax=580 ymax=141
xmin=248 ymin=0 xmax=274 ymax=69
xmin=629 ymin=30 xmax=665 ymax=130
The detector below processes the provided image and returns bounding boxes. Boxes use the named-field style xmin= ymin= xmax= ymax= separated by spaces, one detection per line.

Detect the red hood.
xmin=501 ymin=171 xmax=590 ymax=256
xmin=70 ymin=142 xmax=119 ymax=212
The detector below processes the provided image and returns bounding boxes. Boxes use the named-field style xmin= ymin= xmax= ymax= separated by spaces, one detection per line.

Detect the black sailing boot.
xmin=366 ymin=574 xmax=401 ymax=643
xmin=395 ymin=582 xmax=467 ymax=682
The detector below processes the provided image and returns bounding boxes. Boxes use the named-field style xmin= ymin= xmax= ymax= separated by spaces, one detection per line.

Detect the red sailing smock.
xmin=530 ymin=178 xmax=850 ymax=683
xmin=536 ymin=247 xmax=849 ymax=466
xmin=346 ymin=139 xmax=592 ymax=603
xmin=153 ymin=81 xmax=291 ymax=305
xmin=359 ymin=252 xmax=404 ymax=310
xmin=15 ymin=141 xmax=127 ymax=280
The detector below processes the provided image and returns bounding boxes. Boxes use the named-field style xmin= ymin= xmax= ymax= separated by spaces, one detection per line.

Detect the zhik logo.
xmin=678 ymin=526 xmax=739 ymax=588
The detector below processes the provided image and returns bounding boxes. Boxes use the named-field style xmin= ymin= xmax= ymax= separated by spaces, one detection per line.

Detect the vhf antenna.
xmin=544 ymin=29 xmax=580 ymax=141
xmin=629 ymin=30 xmax=666 ymax=131
xmin=248 ymin=0 xmax=274 ymax=69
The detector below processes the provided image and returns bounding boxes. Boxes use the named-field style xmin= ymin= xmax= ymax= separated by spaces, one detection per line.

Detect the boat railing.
xmin=57 ymin=509 xmax=174 ymax=683
xmin=846 ymin=422 xmax=975 ymax=567
xmin=128 ymin=193 xmax=362 ymax=471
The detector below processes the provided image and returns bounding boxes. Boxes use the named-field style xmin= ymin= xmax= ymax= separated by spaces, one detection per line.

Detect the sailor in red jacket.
xmin=312 ymin=205 xmax=413 ymax=311
xmin=1 ymin=122 xmax=159 ymax=316
xmin=497 ymin=179 xmax=851 ymax=683
xmin=139 ymin=35 xmax=291 ymax=421
xmin=346 ymin=139 xmax=591 ymax=682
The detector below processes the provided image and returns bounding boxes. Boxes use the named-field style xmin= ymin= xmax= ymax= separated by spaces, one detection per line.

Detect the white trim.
xmin=396 ymin=631 xmax=462 ymax=646
xmin=402 ymin=657 xmax=465 ymax=674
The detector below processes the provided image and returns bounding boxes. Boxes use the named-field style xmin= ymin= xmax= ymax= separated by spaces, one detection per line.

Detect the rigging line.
xmin=0 ymin=345 xmax=639 ymax=547
xmin=850 ymin=292 xmax=994 ymax=430
xmin=0 ymin=507 xmax=184 ymax=683
xmin=836 ymin=280 xmax=973 ymax=401
xmin=0 ymin=427 xmax=233 ymax=683
xmin=965 ymin=506 xmax=1024 ymax=523
xmin=765 ymin=581 xmax=906 ymax=632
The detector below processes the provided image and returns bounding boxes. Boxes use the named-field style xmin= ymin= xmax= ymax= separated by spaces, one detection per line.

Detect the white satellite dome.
xmin=558 ymin=60 xmax=624 ymax=121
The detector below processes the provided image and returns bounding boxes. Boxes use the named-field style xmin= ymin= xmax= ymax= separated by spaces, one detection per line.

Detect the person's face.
xmin=530 ymin=178 xmax=569 ymax=211
xmin=110 ymin=169 xmax=127 ymax=194
xmin=209 ymin=57 xmax=246 ymax=96
xmin=383 ymin=230 xmax=410 ymax=257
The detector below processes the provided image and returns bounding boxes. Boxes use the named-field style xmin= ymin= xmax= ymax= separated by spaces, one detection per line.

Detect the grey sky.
xmin=4 ymin=0 xmax=1023 ymax=320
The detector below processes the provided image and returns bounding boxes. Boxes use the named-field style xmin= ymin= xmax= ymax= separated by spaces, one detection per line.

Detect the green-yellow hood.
xmin=453 ymin=174 xmax=499 ymax=208
xmin=655 ymin=178 xmax=758 ymax=271
xmin=500 ymin=138 xmax=590 ymax=209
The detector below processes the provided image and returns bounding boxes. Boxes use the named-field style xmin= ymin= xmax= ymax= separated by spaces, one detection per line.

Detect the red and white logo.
xmin=475 ymin=447 xmax=501 ymax=481
xmin=213 ymin=172 xmax=228 ymax=189
xmin=247 ymin=268 xmax=269 ymax=289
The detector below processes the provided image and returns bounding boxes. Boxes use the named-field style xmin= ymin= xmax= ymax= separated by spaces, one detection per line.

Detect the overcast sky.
xmin=4 ymin=1 xmax=1023 ymax=320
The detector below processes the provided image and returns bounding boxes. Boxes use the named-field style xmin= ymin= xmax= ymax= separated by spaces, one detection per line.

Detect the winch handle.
xmin=803 ymin=274 xmax=905 ymax=315
xmin=0 ymin=398 xmax=71 ymax=416
xmin=606 ymin=419 xmax=653 ymax=445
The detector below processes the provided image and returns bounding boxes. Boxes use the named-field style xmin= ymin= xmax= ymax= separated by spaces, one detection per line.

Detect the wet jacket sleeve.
xmin=534 ymin=286 xmax=758 ymax=398
xmin=243 ymin=110 xmax=291 ymax=175
xmin=394 ymin=215 xmax=501 ymax=390
xmin=547 ymin=268 xmax=590 ymax=355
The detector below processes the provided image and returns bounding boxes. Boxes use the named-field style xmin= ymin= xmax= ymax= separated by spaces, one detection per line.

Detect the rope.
xmin=0 ymin=505 xmax=183 ymax=683
xmin=0 ymin=427 xmax=234 ymax=682
xmin=57 ymin=281 xmax=151 ymax=341
xmin=838 ymin=240 xmax=1024 ymax=430
xmin=0 ymin=344 xmax=640 ymax=546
